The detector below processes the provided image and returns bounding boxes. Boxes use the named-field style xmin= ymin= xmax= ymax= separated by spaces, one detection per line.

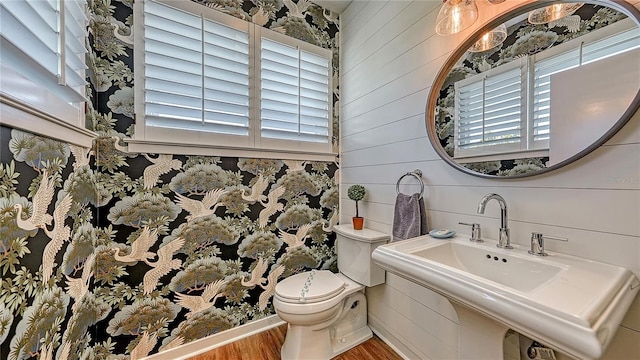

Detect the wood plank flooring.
xmin=189 ymin=324 xmax=402 ymax=360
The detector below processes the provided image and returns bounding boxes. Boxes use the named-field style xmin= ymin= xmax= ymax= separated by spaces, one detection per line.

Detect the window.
xmin=133 ymin=0 xmax=333 ymax=159
xmin=455 ymin=60 xmax=527 ymax=158
xmin=259 ymin=36 xmax=331 ymax=145
xmin=0 ymin=0 xmax=92 ymax=146
xmin=453 ymin=19 xmax=639 ymax=161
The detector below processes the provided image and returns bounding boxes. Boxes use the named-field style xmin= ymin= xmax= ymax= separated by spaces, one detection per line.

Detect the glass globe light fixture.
xmin=468 ymin=23 xmax=508 ymax=52
xmin=528 ymin=3 xmax=584 ymax=24
xmin=435 ymin=0 xmax=479 ymax=36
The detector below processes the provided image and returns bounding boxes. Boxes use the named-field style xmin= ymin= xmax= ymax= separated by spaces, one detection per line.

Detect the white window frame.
xmin=0 ymin=0 xmax=94 ymax=147
xmin=132 ymin=0 xmax=334 ymax=161
xmin=453 ymin=18 xmax=638 ymax=163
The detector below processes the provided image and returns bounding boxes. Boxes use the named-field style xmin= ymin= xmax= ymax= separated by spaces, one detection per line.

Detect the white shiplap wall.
xmin=339 ymin=1 xmax=640 ymax=359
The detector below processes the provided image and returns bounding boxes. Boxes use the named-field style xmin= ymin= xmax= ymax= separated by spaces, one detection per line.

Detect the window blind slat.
xmin=146 ymin=64 xmax=201 ymax=86
xmin=300 ymin=78 xmax=329 ymax=93
xmin=262 ymin=79 xmax=298 ymax=95
xmin=204 ymin=88 xmax=249 ymax=106
xmin=300 ymin=115 xmax=329 ymax=127
xmin=262 ymin=39 xmax=298 ymax=57
xmin=203 ymin=26 xmax=249 ymax=58
xmin=262 ymin=109 xmax=298 ymax=123
xmin=204 ymin=54 xmax=249 ymax=77
xmin=148 ymin=115 xmax=247 ymax=136
xmin=262 ymin=98 xmax=299 ymax=113
xmin=582 ymin=27 xmax=640 ymax=64
xmin=262 ymin=58 xmax=299 ymax=77
xmin=65 ymin=14 xmax=86 ymax=43
xmin=300 ymin=61 xmax=328 ymax=76
xmin=300 ymin=97 xmax=328 ymax=110
xmin=300 ymin=50 xmax=329 ymax=67
xmin=203 ymin=99 xmax=250 ymax=118
xmin=145 ymin=0 xmax=200 ymax=27
xmin=64 ymin=65 xmax=87 ymax=87
xmin=204 ymin=19 xmax=249 ymax=45
xmin=65 ymin=29 xmax=88 ymax=56
xmin=145 ymin=30 xmax=200 ymax=54
xmin=301 ymin=107 xmax=329 ymax=119
xmin=66 ymin=0 xmax=88 ymax=24
xmin=204 ymin=68 xmax=249 ymax=86
xmin=26 ymin=0 xmax=59 ymax=30
xmin=261 ymin=127 xmax=328 ymax=143
xmin=146 ymin=78 xmax=202 ymax=98
xmin=147 ymin=103 xmax=203 ymax=120
xmin=262 ymin=73 xmax=298 ymax=88
xmin=147 ymin=91 xmax=201 ymax=110
xmin=203 ymin=45 xmax=249 ymax=67
xmin=203 ymin=111 xmax=249 ymax=129
xmin=300 ymin=69 xmax=328 ymax=84
xmin=146 ymin=51 xmax=201 ymax=76
xmin=65 ymin=45 xmax=88 ymax=72
xmin=204 ymin=78 xmax=249 ymax=97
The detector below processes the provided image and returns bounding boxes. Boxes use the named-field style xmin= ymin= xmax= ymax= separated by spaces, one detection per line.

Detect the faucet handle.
xmin=459 ymin=222 xmax=483 ymax=242
xmin=529 ymin=232 xmax=568 ymax=256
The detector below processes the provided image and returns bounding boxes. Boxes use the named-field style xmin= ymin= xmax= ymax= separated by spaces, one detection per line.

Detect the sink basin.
xmin=411 ymin=242 xmax=564 ymax=292
xmin=372 ymin=235 xmax=640 ymax=359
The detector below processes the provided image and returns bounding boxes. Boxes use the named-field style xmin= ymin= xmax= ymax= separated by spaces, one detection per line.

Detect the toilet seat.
xmin=275 ymin=270 xmax=346 ymax=304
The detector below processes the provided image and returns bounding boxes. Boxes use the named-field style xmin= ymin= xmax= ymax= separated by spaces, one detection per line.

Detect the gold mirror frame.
xmin=426 ymin=0 xmax=640 ymax=179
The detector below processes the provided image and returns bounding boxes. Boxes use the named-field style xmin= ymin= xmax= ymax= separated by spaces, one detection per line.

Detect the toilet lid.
xmin=275 ymin=270 xmax=346 ymax=304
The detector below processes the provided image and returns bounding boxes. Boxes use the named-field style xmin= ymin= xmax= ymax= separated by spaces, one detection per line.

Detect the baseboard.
xmin=142 ymin=315 xmax=286 ymax=360
xmin=368 ymin=312 xmax=424 ymax=360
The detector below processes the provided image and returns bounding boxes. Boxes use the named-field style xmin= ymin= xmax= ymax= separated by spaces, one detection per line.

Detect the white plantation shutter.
xmin=0 ymin=0 xmax=88 ymax=103
xmin=533 ymin=25 xmax=640 ymax=143
xmin=260 ymin=37 xmax=331 ymax=143
xmin=532 ymin=49 xmax=579 ymax=143
xmin=144 ymin=0 xmax=250 ymax=136
xmin=454 ymin=61 xmax=524 ymax=157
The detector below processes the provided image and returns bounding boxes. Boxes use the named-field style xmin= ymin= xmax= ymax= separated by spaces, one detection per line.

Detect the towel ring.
xmin=396 ymin=169 xmax=424 ymax=199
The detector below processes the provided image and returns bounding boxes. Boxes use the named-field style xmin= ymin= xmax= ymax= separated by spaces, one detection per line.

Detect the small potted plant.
xmin=347 ymin=184 xmax=366 ymax=230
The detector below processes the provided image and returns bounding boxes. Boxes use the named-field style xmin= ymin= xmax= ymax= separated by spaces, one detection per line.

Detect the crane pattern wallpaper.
xmin=0 ymin=0 xmax=339 ymax=358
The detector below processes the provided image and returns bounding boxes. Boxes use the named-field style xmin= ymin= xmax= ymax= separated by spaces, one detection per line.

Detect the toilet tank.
xmin=334 ymin=224 xmax=389 ymax=286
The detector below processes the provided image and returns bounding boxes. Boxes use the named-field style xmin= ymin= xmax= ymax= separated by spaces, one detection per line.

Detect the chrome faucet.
xmin=477 ymin=193 xmax=512 ymax=249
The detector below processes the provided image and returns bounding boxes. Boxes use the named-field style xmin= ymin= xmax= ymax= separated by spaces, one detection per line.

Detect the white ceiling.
xmin=312 ymin=0 xmax=352 ymax=14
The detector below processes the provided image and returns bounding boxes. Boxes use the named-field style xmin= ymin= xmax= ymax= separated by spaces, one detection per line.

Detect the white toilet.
xmin=274 ymin=224 xmax=389 ymax=360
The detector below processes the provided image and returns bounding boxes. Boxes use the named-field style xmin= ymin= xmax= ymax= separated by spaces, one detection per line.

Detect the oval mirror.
xmin=427 ymin=0 xmax=640 ymax=178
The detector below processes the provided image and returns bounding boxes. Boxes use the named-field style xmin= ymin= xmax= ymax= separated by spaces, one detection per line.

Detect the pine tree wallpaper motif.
xmin=0 ymin=0 xmax=340 ymax=358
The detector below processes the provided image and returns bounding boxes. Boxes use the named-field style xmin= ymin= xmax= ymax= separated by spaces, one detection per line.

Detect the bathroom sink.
xmin=411 ymin=241 xmax=564 ymax=292
xmin=372 ymin=235 xmax=640 ymax=359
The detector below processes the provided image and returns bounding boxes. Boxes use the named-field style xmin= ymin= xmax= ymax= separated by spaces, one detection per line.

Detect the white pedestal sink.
xmin=372 ymin=235 xmax=640 ymax=360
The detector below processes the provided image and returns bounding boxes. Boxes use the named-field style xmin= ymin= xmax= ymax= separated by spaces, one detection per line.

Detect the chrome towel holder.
xmin=396 ymin=169 xmax=425 ymax=199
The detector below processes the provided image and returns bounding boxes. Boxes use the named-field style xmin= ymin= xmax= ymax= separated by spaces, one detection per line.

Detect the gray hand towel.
xmin=392 ymin=193 xmax=428 ymax=241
